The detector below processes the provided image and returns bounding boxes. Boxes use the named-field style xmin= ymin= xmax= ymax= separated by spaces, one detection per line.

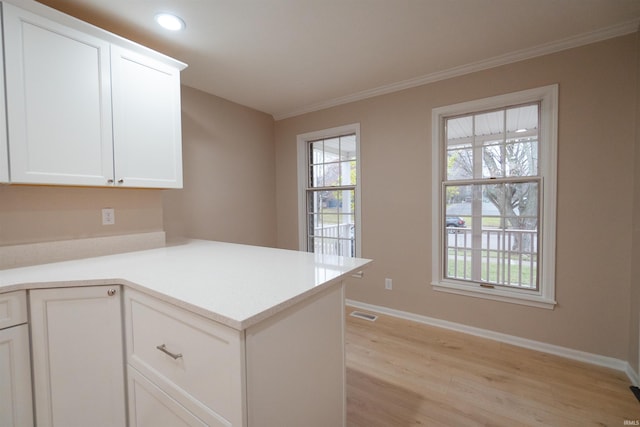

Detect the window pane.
xmin=323 ymin=163 xmax=339 ymax=186
xmin=340 ymin=134 xmax=357 ymax=161
xmin=446 ymin=116 xmax=473 ymax=142
xmin=504 ymin=140 xmax=538 ymax=177
xmin=475 ymin=110 xmax=504 ymax=140
xmin=446 ymin=116 xmax=473 ymax=180
xmin=340 ymin=160 xmax=356 ymax=185
xmin=444 ymin=181 xmax=539 ymax=290
xmin=506 ymin=104 xmax=539 ymax=177
xmin=482 ymin=143 xmax=504 ymax=178
xmin=446 ymin=145 xmax=473 ymax=180
xmin=477 ymin=110 xmax=505 ymax=179
xmin=445 ymin=184 xmax=471 ymax=208
xmin=311 ymin=141 xmax=324 ymax=164
xmin=337 ymin=189 xmax=355 ymax=213
xmin=506 ymin=104 xmax=538 ymax=137
xmin=324 ymin=150 xmax=340 ymax=164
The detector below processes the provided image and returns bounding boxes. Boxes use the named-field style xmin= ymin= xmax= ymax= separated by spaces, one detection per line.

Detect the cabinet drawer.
xmin=128 ymin=366 xmax=229 ymax=427
xmin=0 ymin=291 xmax=27 ymax=329
xmin=124 ymin=289 xmax=244 ymax=426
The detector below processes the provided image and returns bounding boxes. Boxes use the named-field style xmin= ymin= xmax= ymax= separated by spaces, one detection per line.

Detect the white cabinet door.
xmin=0 ymin=324 xmax=34 ymax=427
xmin=111 ymin=45 xmax=183 ymax=188
xmin=3 ymin=3 xmax=114 ymax=186
xmin=30 ymin=285 xmax=126 ymax=427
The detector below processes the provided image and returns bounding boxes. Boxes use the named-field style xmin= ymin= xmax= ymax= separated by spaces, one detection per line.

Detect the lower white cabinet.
xmin=1 ymin=280 xmax=346 ymax=426
xmin=124 ymin=283 xmax=346 ymax=427
xmin=30 ymin=285 xmax=127 ymax=427
xmin=0 ymin=291 xmax=33 ymax=427
xmin=125 ymin=289 xmax=244 ymax=426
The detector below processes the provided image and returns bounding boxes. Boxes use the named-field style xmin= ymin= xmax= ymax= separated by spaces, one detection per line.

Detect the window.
xmin=297 ymin=124 xmax=361 ymax=257
xmin=431 ymin=86 xmax=557 ymax=308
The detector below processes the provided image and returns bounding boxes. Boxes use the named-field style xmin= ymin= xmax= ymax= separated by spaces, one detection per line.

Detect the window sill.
xmin=431 ymin=281 xmax=557 ymax=309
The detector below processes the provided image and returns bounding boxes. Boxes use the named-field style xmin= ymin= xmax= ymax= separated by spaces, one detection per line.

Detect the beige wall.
xmin=0 ymin=185 xmax=163 ymax=246
xmin=1 ymin=86 xmax=276 ymax=251
xmin=163 ymin=86 xmax=276 ymax=247
xmin=275 ymin=34 xmax=638 ymax=360
xmin=630 ymin=32 xmax=640 ymax=375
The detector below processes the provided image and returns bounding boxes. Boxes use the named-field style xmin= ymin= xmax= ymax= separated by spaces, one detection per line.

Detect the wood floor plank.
xmin=345 ymin=308 xmax=640 ymax=426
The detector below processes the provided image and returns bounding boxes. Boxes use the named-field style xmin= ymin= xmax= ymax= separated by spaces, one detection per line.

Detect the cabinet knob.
xmin=117 ymin=179 xmax=124 ymax=184
xmin=107 ymin=179 xmax=114 ymax=184
xmin=107 ymin=288 xmax=117 ymax=296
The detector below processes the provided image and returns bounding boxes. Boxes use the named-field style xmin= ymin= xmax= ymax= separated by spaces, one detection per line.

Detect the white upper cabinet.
xmin=0 ymin=2 xmax=185 ymax=188
xmin=111 ymin=46 xmax=183 ymax=188
xmin=3 ymin=3 xmax=114 ymax=186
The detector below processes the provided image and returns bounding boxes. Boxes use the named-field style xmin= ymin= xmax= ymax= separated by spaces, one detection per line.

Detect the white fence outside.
xmin=446 ymin=227 xmax=538 ymax=289
xmin=313 ymin=223 xmax=354 ymax=257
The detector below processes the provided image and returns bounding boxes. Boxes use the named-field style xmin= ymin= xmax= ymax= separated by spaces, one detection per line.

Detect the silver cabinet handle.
xmin=156 ymin=344 xmax=182 ymax=360
xmin=107 ymin=288 xmax=117 ymax=296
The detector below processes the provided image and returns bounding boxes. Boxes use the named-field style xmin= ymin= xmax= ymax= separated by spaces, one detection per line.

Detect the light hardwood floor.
xmin=345 ymin=308 xmax=639 ymax=426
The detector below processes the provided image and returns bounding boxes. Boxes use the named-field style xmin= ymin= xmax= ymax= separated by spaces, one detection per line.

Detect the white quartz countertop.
xmin=0 ymin=239 xmax=372 ymax=330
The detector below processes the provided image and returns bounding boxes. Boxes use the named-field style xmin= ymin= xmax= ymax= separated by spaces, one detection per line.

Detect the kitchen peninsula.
xmin=0 ymin=239 xmax=371 ymax=426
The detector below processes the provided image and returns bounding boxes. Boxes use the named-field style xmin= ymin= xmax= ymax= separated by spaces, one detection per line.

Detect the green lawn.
xmin=447 ymin=249 xmax=536 ymax=288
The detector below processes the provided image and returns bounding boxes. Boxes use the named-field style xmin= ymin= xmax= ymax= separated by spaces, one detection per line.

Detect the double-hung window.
xmin=297 ymin=124 xmax=361 ymax=257
xmin=431 ymin=86 xmax=558 ymax=308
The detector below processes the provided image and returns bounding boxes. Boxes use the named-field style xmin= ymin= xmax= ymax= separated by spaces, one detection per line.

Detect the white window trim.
xmin=431 ymin=85 xmax=558 ymax=309
xmin=296 ymin=123 xmax=362 ymax=257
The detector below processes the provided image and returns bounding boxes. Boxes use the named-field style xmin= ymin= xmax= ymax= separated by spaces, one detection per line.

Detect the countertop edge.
xmin=0 ymin=264 xmax=370 ymax=330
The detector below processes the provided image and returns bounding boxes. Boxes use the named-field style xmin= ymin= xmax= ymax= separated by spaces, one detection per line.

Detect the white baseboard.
xmin=346 ymin=299 xmax=638 ymax=386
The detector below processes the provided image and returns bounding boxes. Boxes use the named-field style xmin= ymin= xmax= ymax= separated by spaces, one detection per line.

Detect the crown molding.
xmin=274 ymin=19 xmax=640 ymax=121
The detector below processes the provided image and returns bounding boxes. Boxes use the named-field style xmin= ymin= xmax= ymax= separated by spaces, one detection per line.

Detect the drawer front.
xmin=124 ymin=289 xmax=244 ymax=426
xmin=128 ymin=366 xmax=229 ymax=427
xmin=0 ymin=291 xmax=27 ymax=330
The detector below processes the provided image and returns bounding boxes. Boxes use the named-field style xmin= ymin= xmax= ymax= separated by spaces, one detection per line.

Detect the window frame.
xmin=297 ymin=123 xmax=362 ymax=258
xmin=431 ymin=85 xmax=558 ymax=309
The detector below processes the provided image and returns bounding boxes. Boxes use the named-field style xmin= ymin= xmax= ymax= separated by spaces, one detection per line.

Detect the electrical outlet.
xmin=102 ymin=208 xmax=115 ymax=225
xmin=385 ymin=278 xmax=392 ymax=290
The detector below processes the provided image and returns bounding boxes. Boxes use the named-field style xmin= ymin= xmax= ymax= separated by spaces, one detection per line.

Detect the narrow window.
xmin=297 ymin=124 xmax=361 ymax=257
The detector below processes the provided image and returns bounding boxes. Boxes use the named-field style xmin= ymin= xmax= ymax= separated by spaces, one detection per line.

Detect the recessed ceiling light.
xmin=154 ymin=13 xmax=185 ymax=31
xmin=515 ymin=128 xmax=528 ymax=133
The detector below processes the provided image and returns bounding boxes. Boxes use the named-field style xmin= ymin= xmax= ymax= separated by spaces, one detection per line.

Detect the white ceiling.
xmin=36 ymin=0 xmax=640 ymax=119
